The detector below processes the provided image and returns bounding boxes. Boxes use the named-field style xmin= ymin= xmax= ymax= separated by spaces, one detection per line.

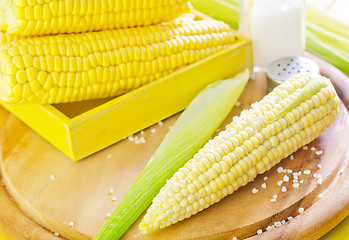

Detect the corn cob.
xmin=0 ymin=0 xmax=192 ymax=36
xmin=139 ymin=73 xmax=340 ymax=233
xmin=0 ymin=19 xmax=238 ymax=104
xmin=0 ymin=32 xmax=27 ymax=45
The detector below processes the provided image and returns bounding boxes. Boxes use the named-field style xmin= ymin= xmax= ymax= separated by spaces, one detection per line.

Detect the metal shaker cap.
xmin=267 ymin=56 xmax=320 ymax=92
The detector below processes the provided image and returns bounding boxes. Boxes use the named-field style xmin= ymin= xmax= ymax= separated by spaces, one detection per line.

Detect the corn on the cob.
xmin=0 ymin=32 xmax=28 ymax=45
xmin=139 ymin=73 xmax=340 ymax=233
xmin=0 ymin=0 xmax=192 ymax=36
xmin=0 ymin=20 xmax=238 ymax=104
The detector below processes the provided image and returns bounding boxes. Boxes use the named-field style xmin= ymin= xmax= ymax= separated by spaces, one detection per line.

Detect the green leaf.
xmin=93 ymin=69 xmax=249 ymax=240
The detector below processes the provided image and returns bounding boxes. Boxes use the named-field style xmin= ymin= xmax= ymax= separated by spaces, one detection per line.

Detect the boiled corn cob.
xmin=139 ymin=73 xmax=340 ymax=233
xmin=0 ymin=32 xmax=27 ymax=45
xmin=0 ymin=0 xmax=192 ymax=36
xmin=0 ymin=19 xmax=238 ymax=104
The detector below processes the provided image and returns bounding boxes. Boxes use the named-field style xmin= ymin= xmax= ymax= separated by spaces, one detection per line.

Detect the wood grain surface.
xmin=0 ymin=55 xmax=348 ymax=240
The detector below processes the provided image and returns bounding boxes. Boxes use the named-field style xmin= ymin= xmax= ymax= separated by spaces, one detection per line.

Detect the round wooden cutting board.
xmin=0 ymin=54 xmax=348 ymax=240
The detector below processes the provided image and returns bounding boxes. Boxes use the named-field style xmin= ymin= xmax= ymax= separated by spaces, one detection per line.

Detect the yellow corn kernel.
xmin=0 ymin=0 xmax=192 ymax=36
xmin=139 ymin=73 xmax=340 ymax=233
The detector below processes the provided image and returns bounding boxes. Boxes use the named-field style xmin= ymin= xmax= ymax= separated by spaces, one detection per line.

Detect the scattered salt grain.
xmin=252 ymin=188 xmax=259 ymax=194
xmin=277 ymin=180 xmax=283 ymax=186
xmin=273 ymin=194 xmax=277 ymax=199
xmin=151 ymin=129 xmax=156 ymax=133
xmin=261 ymin=183 xmax=267 ymax=189
xmin=303 ymin=170 xmax=311 ymax=175
xmin=298 ymin=208 xmax=304 ymax=213
xmin=277 ymin=167 xmax=284 ymax=173
xmin=281 ymin=220 xmax=286 ymax=224
xmin=271 ymin=198 xmax=277 ymax=202
xmin=128 ymin=135 xmax=134 ymax=141
xmin=257 ymin=229 xmax=263 ymax=235
xmin=290 ymin=155 xmax=294 ymax=160
xmin=315 ymin=150 xmax=323 ymax=156
xmin=311 ymin=147 xmax=316 ymax=151
xmin=54 ymin=232 xmax=60 ymax=236
xmin=266 ymin=225 xmax=274 ymax=231
xmin=106 ymin=213 xmax=112 ymax=217
xmin=112 ymin=196 xmax=117 ymax=201
xmin=274 ymin=221 xmax=282 ymax=227
xmin=263 ymin=176 xmax=268 ymax=181
xmin=158 ymin=121 xmax=163 ymax=126
xmin=283 ymin=175 xmax=289 ymax=182
xmin=69 ymin=221 xmax=74 ymax=227
xmin=293 ymin=183 xmax=300 ymax=188
xmin=300 ymin=180 xmax=304 ymax=183
xmin=281 ymin=186 xmax=287 ymax=192
xmin=287 ymin=216 xmax=293 ymax=221
xmin=141 ymin=131 xmax=145 ymax=135
xmin=313 ymin=173 xmax=318 ymax=178
xmin=302 ymin=146 xmax=308 ymax=150
xmin=232 ymin=237 xmax=238 ymax=240
xmin=110 ymin=188 xmax=114 ymax=194
xmin=286 ymin=169 xmax=293 ymax=173
xmin=317 ymin=164 xmax=322 ymax=168
xmin=317 ymin=178 xmax=323 ymax=185
xmin=50 ymin=175 xmax=55 ymax=180
xmin=107 ymin=154 xmax=112 ymax=159
xmin=235 ymin=101 xmax=241 ymax=107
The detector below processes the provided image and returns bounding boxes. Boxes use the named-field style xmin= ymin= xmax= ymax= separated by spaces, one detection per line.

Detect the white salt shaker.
xmin=239 ymin=0 xmax=306 ymax=70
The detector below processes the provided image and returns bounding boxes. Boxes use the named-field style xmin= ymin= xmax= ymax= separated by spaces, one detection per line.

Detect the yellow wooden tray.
xmin=0 ymin=33 xmax=252 ymax=161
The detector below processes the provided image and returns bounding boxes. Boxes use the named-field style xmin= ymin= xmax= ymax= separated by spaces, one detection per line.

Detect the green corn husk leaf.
xmin=306 ymin=6 xmax=349 ymax=40
xmin=306 ymin=30 xmax=349 ymax=74
xmin=191 ymin=0 xmax=239 ymax=29
xmin=94 ymin=69 xmax=249 ymax=240
xmin=306 ymin=22 xmax=349 ymax=54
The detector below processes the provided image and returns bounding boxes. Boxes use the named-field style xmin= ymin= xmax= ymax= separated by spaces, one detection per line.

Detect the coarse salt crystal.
xmin=318 ymin=193 xmax=324 ymax=198
xmin=107 ymin=154 xmax=112 ymax=159
xmin=303 ymin=170 xmax=311 ymax=175
xmin=286 ymin=169 xmax=293 ymax=173
xmin=128 ymin=135 xmax=134 ymax=141
xmin=266 ymin=225 xmax=275 ymax=231
xmin=298 ymin=208 xmax=304 ymax=213
xmin=54 ymin=232 xmax=60 ymax=236
xmin=313 ymin=173 xmax=318 ymax=178
xmin=281 ymin=220 xmax=286 ymax=224
xmin=232 ymin=237 xmax=238 ymax=240
xmin=257 ymin=229 xmax=263 ymax=234
xmin=261 ymin=183 xmax=266 ymax=189
xmin=317 ymin=178 xmax=323 ymax=184
xmin=277 ymin=167 xmax=284 ymax=173
xmin=110 ymin=188 xmax=114 ymax=194
xmin=158 ymin=121 xmax=163 ymax=126
xmin=271 ymin=198 xmax=276 ymax=202
xmin=69 ymin=221 xmax=74 ymax=226
xmin=300 ymin=180 xmax=304 ymax=183
xmin=252 ymin=188 xmax=259 ymax=194
xmin=287 ymin=216 xmax=293 ymax=221
xmin=50 ymin=175 xmax=55 ymax=180
xmin=112 ymin=196 xmax=117 ymax=201
xmin=235 ymin=101 xmax=241 ymax=107
xmin=316 ymin=150 xmax=323 ymax=155
xmin=273 ymin=194 xmax=277 ymax=199
xmin=277 ymin=180 xmax=283 ymax=186
xmin=311 ymin=147 xmax=316 ymax=151
xmin=303 ymin=146 xmax=308 ymax=150
xmin=290 ymin=155 xmax=294 ymax=160
xmin=264 ymin=176 xmax=268 ymax=181
xmin=283 ymin=175 xmax=289 ymax=182
xmin=293 ymin=183 xmax=300 ymax=188
xmin=151 ymin=129 xmax=156 ymax=133
xmin=274 ymin=221 xmax=282 ymax=227
xmin=281 ymin=186 xmax=287 ymax=192
xmin=141 ymin=131 xmax=145 ymax=135
xmin=317 ymin=164 xmax=322 ymax=168
xmin=106 ymin=213 xmax=112 ymax=217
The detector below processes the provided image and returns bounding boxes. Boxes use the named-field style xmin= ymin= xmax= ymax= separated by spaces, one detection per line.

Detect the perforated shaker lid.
xmin=267 ymin=56 xmax=320 ymax=91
